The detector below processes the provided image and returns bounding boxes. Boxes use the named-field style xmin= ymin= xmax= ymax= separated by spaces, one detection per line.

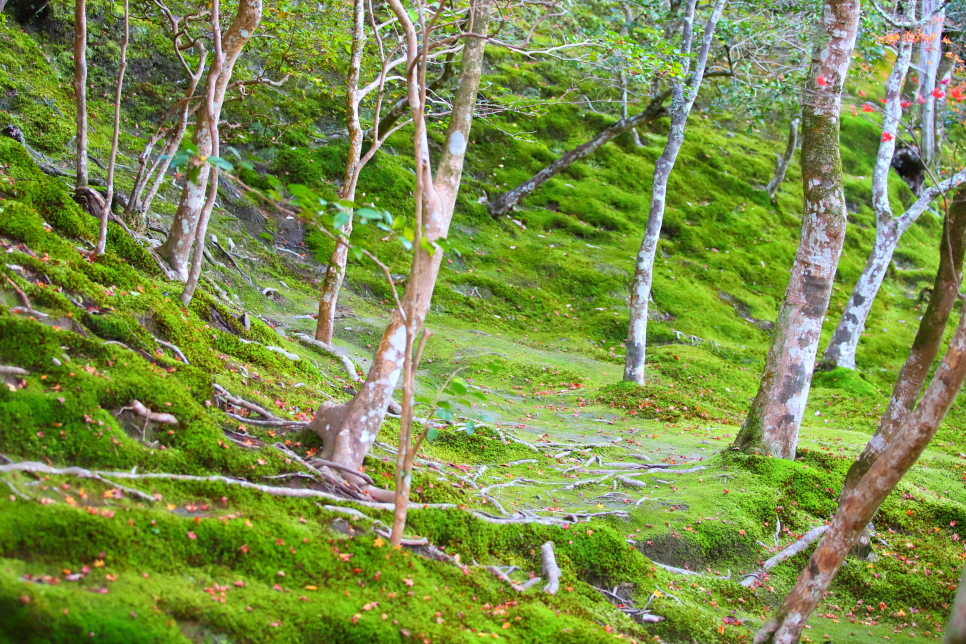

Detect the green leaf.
xmin=288 ymin=184 xmax=314 ymax=198
xmin=464 ymin=419 xmax=475 ymax=435
xmin=436 ymin=400 xmax=451 ymax=410
xmin=333 ymin=211 xmax=351 ymax=229
xmin=335 ymin=199 xmax=357 ymax=209
xmin=435 ymin=408 xmax=454 ymax=422
xmin=427 ymin=426 xmax=439 ymax=441
xmin=469 ymin=391 xmax=487 ymax=401
xmin=357 ymin=207 xmax=381 ymax=221
xmin=448 ymin=378 xmax=468 ymax=395
xmin=207 ymin=156 xmax=234 ymax=171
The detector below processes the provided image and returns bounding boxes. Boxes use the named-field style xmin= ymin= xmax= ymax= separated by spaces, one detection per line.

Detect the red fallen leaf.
xmin=240 ymin=545 xmax=249 ymax=554
xmin=21 ymin=596 xmax=29 ymax=604
xmin=276 ymin=539 xmax=284 ymax=545
xmin=817 ymin=75 xmax=828 ymax=86
xmin=723 ymin=489 xmax=730 ymax=494
xmin=858 ymin=89 xmax=866 ymax=97
xmin=351 ymin=614 xmax=361 ymax=624
xmin=604 ymin=625 xmax=613 ymax=633
xmin=403 ymin=578 xmax=415 ymax=587
xmin=187 ymin=531 xmax=197 ymax=540
xmin=724 ymin=616 xmax=742 ymax=625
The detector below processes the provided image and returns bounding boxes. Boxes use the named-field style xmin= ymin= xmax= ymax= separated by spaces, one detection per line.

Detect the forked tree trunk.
xmin=74 ymin=0 xmax=88 ymax=189
xmin=156 ymin=0 xmax=262 ymax=281
xmin=839 ymin=190 xmax=966 ymax=497
xmin=753 ymin=306 xmax=966 ymax=644
xmin=315 ymin=0 xmax=366 ymax=344
xmin=820 ymin=3 xmax=914 ymax=369
xmin=96 ymin=0 xmax=129 ymax=255
xmin=308 ymin=0 xmax=491 ymax=478
xmin=732 ymin=0 xmax=859 ymax=459
xmin=766 ymin=116 xmax=799 ymax=197
xmin=622 ymin=0 xmax=727 ymax=384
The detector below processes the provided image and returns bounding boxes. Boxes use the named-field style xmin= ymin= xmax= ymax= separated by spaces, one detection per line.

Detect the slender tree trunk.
xmin=732 ymin=0 xmax=859 ymax=459
xmin=622 ymin=0 xmax=727 ymax=384
xmin=620 ymin=71 xmax=644 ymax=148
xmin=821 ymin=220 xmax=899 ymax=369
xmin=753 ymin=306 xmax=966 ymax=644
xmin=74 ymin=0 xmax=88 ymax=188
xmin=920 ymin=0 xmax=944 ymax=167
xmin=947 ymin=563 xmax=966 ymax=644
xmin=156 ymin=0 xmax=262 ymax=281
xmin=839 ymin=190 xmax=966 ymax=496
xmin=315 ymin=0 xmax=366 ymax=344
xmin=96 ymin=0 xmax=129 ymax=255
xmin=127 ymin=56 xmax=207 ymax=230
xmin=308 ymin=0 xmax=491 ymax=478
xmin=766 ymin=116 xmax=799 ymax=197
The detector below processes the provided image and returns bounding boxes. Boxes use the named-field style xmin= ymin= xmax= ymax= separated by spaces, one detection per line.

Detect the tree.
xmin=919 ymin=0 xmax=945 ymax=167
xmin=308 ymin=0 xmax=492 ymax=500
xmin=73 ymin=0 xmax=88 ymax=191
xmin=156 ymin=0 xmax=263 ymax=281
xmin=837 ymin=189 xmax=966 ymax=516
xmin=96 ymin=0 xmax=129 ymax=256
xmin=751 ymin=301 xmax=966 ymax=644
xmin=821 ymin=0 xmax=966 ymax=370
xmin=622 ymin=0 xmax=727 ymax=384
xmin=732 ymin=0 xmax=860 ymax=459
xmin=766 ymin=115 xmax=800 ymax=198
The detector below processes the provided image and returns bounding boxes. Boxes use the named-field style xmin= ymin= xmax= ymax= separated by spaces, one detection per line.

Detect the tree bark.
xmin=96 ymin=0 xmax=129 ymax=255
xmin=946 ymin=563 xmax=966 ymax=644
xmin=920 ymin=0 xmax=944 ymax=168
xmin=156 ymin=0 xmax=262 ymax=281
xmin=753 ymin=304 xmax=966 ymax=644
xmin=73 ymin=0 xmax=88 ymax=189
xmin=315 ymin=0 xmax=367 ymax=345
xmin=766 ymin=116 xmax=799 ymax=197
xmin=308 ymin=0 xmax=491 ymax=479
xmin=839 ymin=189 xmax=966 ymax=496
xmin=732 ymin=0 xmax=859 ymax=459
xmin=622 ymin=0 xmax=727 ymax=384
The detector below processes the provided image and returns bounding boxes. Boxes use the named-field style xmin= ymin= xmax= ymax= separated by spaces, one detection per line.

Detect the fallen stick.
xmin=293 ymin=333 xmax=362 ymax=383
xmin=541 ymin=541 xmax=561 ymax=594
xmin=651 ymin=561 xmax=703 ymax=576
xmin=0 ymin=365 xmax=28 ymax=376
xmin=225 ymin=412 xmax=306 ymax=428
xmin=485 ymin=565 xmax=528 ymax=592
xmin=124 ymin=400 xmax=178 ymax=425
xmin=214 ymin=384 xmax=281 ymax=420
xmin=155 ymin=339 xmax=190 ymax=365
xmin=739 ymin=525 xmax=828 ymax=587
xmin=5 ymin=274 xmax=32 ymax=309
xmin=210 ymin=235 xmax=253 ymax=285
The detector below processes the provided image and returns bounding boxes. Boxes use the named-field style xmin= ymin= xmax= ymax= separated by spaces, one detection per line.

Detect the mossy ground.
xmin=0 ymin=15 xmax=963 ymax=644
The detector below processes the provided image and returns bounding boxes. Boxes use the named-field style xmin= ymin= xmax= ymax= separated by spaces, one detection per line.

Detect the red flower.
xmin=862 ymin=104 xmax=874 ymax=113
xmin=932 ymin=88 xmax=946 ymax=99
xmin=816 ymin=75 xmax=828 ymax=86
xmin=882 ymin=132 xmax=894 ymax=142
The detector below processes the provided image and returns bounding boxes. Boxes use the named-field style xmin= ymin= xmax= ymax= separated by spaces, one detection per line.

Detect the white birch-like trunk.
xmin=732 ymin=0 xmax=859 ymax=460
xmin=308 ymin=0 xmax=492 ymax=477
xmin=156 ymin=0 xmax=262 ymax=281
xmin=315 ymin=0 xmax=366 ymax=344
xmin=920 ymin=0 xmax=944 ymax=167
xmin=96 ymin=0 xmax=129 ymax=255
xmin=623 ymin=0 xmax=727 ymax=384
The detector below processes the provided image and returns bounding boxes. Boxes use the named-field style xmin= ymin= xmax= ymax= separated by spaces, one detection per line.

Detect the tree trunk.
xmin=96 ymin=0 xmax=128 ymax=256
xmin=308 ymin=0 xmax=491 ymax=479
xmin=820 ymin=220 xmax=898 ymax=369
xmin=622 ymin=0 xmax=727 ymax=384
xmin=155 ymin=0 xmax=262 ymax=281
xmin=820 ymin=12 xmax=966 ymax=371
xmin=766 ymin=116 xmax=799 ymax=197
xmin=487 ymin=93 xmax=668 ymax=218
xmin=73 ymin=0 xmax=88 ymax=189
xmin=752 ymin=306 xmax=966 ymax=644
xmin=732 ymin=0 xmax=859 ymax=459
xmin=946 ymin=563 xmax=966 ymax=644
xmin=920 ymin=0 xmax=944 ymax=167
xmin=315 ymin=0 xmax=366 ymax=345
xmin=839 ymin=189 xmax=966 ymax=496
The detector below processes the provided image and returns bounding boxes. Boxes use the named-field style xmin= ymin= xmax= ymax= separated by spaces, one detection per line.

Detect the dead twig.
xmin=739 ymin=525 xmax=828 ymax=587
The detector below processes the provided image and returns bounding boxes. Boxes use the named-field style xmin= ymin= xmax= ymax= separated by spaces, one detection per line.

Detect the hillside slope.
xmin=0 ymin=17 xmax=965 ymax=644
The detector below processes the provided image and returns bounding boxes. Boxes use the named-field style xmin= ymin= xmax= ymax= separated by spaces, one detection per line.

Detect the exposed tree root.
xmin=121 ymin=400 xmax=178 ymax=425
xmin=541 ymin=541 xmax=561 ymax=594
xmin=214 ymin=384 xmax=282 ymax=420
xmin=155 ymin=338 xmax=190 ymax=364
xmin=739 ymin=525 xmax=829 ymax=587
xmin=294 ymin=333 xmax=362 ymax=383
